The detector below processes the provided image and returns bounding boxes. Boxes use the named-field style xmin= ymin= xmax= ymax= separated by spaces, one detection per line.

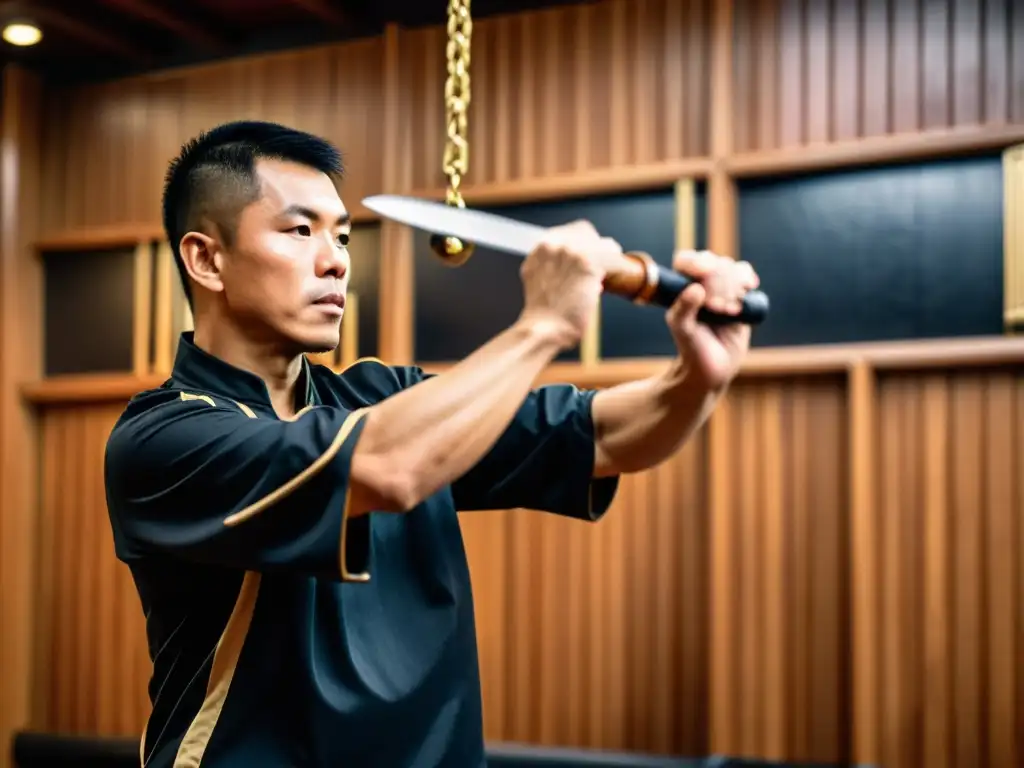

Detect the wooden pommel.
xmin=603 ymin=251 xmax=661 ymax=304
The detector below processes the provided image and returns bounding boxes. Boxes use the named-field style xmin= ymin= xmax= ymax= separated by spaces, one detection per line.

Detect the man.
xmin=104 ymin=120 xmax=759 ymax=767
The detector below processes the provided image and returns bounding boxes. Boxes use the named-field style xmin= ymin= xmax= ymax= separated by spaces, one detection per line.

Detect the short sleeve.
xmin=104 ymin=390 xmax=372 ymax=582
xmin=451 ymin=383 xmax=620 ymax=519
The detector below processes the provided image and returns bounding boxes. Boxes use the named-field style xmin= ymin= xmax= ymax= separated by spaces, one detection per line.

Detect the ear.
xmin=179 ymin=232 xmax=224 ymax=295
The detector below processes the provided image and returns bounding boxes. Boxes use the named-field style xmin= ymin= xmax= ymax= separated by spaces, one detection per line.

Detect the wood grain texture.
xmin=27 ymin=355 xmax=1024 ymax=767
xmin=39 ymin=38 xmax=386 ymax=235
xmin=397 ymin=0 xmax=711 ymax=195
xmin=0 ymin=67 xmax=46 ymax=768
xmin=33 ymin=0 xmax=1024 ymax=240
xmin=732 ymin=0 xmax=1024 ymax=153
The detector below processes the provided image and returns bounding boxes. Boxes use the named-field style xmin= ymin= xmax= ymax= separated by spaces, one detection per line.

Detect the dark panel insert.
xmin=738 ymin=155 xmax=1004 ymax=347
xmin=43 ymin=247 xmax=137 ymax=376
xmin=413 ymin=186 xmax=707 ymax=362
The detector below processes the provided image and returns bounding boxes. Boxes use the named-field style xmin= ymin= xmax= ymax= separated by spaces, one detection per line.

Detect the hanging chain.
xmin=442 ymin=0 xmax=473 ymax=208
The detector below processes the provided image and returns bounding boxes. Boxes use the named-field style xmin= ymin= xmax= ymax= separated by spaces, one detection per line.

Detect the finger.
xmin=735 ymin=260 xmax=759 ymax=290
xmin=703 ymin=257 xmax=753 ymax=315
xmin=673 ymin=249 xmax=718 ymax=278
xmin=564 ymin=219 xmax=600 ymax=240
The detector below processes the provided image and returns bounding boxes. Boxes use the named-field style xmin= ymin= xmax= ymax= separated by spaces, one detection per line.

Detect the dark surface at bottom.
xmin=11 ymin=731 xmax=875 ymax=767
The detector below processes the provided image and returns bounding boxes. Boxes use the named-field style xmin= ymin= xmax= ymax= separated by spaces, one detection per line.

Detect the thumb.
xmin=668 ymin=282 xmax=706 ymax=331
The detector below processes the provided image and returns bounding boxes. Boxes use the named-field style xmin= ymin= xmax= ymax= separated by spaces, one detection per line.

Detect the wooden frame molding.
xmin=1005 ymin=143 xmax=1024 ymax=331
xmin=21 ymin=336 xmax=1024 ymax=406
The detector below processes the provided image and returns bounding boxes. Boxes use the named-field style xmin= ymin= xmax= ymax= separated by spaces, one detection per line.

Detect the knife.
xmin=362 ymin=194 xmax=769 ymax=326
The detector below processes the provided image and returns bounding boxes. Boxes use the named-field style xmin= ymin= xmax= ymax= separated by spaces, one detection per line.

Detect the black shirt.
xmin=104 ymin=333 xmax=620 ymax=767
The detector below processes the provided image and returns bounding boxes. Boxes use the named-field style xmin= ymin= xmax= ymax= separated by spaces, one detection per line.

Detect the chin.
xmin=289 ymin=326 xmax=341 ymax=355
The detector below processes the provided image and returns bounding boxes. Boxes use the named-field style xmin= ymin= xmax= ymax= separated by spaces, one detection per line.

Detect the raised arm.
xmin=105 ymin=221 xmax=616 ymax=580
xmin=591 ymin=250 xmax=759 ymax=477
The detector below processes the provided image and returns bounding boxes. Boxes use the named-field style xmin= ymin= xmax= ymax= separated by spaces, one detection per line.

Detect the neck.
xmin=192 ymin=311 xmax=305 ymax=419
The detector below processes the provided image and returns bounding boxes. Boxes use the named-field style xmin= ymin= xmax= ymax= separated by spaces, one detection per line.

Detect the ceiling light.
xmin=3 ymin=21 xmax=42 ymax=47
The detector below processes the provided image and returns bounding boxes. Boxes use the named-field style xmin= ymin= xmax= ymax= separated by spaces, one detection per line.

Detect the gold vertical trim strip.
xmin=153 ymin=241 xmax=175 ymax=373
xmin=340 ymin=291 xmax=359 ymax=369
xmin=580 ymin=301 xmax=601 ymax=367
xmin=132 ymin=241 xmax=153 ymax=375
xmin=173 ymin=571 xmax=262 ymax=768
xmin=675 ymin=178 xmax=696 ymax=252
xmin=1004 ymin=144 xmax=1024 ymax=331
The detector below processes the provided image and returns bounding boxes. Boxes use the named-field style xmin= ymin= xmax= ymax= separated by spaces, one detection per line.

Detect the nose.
xmin=315 ymin=236 xmax=349 ymax=280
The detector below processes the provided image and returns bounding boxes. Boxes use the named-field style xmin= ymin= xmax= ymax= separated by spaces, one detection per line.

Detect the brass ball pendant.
xmin=429 ymin=233 xmax=476 ymax=266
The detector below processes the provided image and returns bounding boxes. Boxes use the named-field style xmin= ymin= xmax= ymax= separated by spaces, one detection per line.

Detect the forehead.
xmin=252 ymin=157 xmax=347 ymax=218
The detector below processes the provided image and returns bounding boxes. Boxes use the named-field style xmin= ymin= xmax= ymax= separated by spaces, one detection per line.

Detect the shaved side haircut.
xmin=162 ymin=120 xmax=344 ymax=306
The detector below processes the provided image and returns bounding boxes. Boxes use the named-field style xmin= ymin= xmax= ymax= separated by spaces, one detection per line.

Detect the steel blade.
xmin=362 ymin=194 xmax=544 ymax=257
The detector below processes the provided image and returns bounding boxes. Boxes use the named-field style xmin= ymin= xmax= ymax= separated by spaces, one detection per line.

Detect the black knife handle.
xmin=604 ymin=251 xmax=769 ymax=326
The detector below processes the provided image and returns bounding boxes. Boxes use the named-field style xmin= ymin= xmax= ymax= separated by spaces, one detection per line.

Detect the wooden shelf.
xmin=35 ymin=223 xmax=166 ymax=252
xmin=33 ymin=203 xmax=382 ymax=254
xmin=21 ymin=372 xmax=167 ymax=404
xmin=24 ymin=336 xmax=1024 ymax=406
xmin=727 ymin=124 xmax=1024 ymax=179
xmin=407 ymin=156 xmax=715 ymax=207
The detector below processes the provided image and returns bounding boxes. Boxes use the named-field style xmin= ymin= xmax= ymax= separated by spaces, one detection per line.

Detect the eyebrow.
xmin=281 ymin=204 xmax=351 ymax=227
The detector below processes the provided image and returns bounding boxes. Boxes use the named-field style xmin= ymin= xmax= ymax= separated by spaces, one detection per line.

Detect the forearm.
xmin=590 ymin=358 xmax=722 ymax=477
xmin=351 ymin=316 xmax=566 ymax=512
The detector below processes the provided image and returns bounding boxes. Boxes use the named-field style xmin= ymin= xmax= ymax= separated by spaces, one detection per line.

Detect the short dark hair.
xmin=162 ymin=120 xmax=345 ymax=306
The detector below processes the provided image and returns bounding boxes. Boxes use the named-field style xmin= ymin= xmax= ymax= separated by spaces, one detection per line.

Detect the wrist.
xmin=513 ymin=310 xmax=577 ymax=353
xmin=661 ymin=356 xmax=724 ymax=401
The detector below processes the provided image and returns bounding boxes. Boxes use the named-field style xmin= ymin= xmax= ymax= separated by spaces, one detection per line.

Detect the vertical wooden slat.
xmin=0 ymin=66 xmax=44 ymax=768
xmin=952 ymin=376 xmax=985 ymax=768
xmin=985 ymin=374 xmax=1018 ymax=768
xmin=760 ymin=386 xmax=786 ymax=759
xmin=378 ymin=23 xmax=413 ymax=364
xmin=849 ymin=360 xmax=878 ymax=766
xmin=804 ymin=0 xmax=831 ymax=144
xmin=132 ymin=241 xmax=153 ymax=375
xmin=922 ymin=375 xmax=952 ymax=768
xmin=152 ymin=241 xmax=175 ymax=374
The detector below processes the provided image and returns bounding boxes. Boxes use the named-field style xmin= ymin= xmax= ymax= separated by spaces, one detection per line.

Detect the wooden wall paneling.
xmin=378 ymin=23 xmax=415 ymax=364
xmin=732 ymin=0 xmax=1024 ymax=154
xmin=465 ymin=420 xmax=709 ymax=754
xmin=706 ymin=374 xmax=850 ymax=763
xmin=38 ymin=38 xmax=386 ymax=237
xmin=728 ymin=0 xmax=1024 ymax=177
xmin=401 ymin=0 xmax=713 ymax=204
xmin=863 ymin=367 xmax=1024 ymax=768
xmin=34 ymin=402 xmax=152 ymax=737
xmin=0 ymin=65 xmax=45 ymax=768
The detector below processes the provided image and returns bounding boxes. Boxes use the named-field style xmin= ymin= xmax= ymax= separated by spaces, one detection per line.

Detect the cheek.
xmin=227 ymin=237 xmax=310 ymax=310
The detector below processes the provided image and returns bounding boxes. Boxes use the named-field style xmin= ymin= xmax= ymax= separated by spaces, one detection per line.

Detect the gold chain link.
xmin=442 ymin=0 xmax=472 ymax=208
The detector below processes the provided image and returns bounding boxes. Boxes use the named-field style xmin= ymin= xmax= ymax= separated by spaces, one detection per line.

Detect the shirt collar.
xmin=172 ymin=332 xmax=315 ymax=411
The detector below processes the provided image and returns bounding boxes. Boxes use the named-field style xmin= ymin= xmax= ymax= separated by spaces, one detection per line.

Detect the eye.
xmin=337 ymin=233 xmax=350 ymax=247
xmin=290 ymin=224 xmax=312 ymax=237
